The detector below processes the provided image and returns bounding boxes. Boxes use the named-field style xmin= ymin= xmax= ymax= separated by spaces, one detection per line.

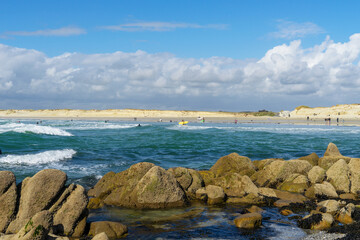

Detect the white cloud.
xmin=1 ymin=34 xmax=360 ymax=110
xmin=3 ymin=26 xmax=86 ymax=37
xmin=270 ymin=20 xmax=325 ymax=39
xmin=102 ymin=21 xmax=227 ymax=32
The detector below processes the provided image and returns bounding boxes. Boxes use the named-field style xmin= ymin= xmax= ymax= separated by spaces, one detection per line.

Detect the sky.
xmin=1 ymin=0 xmax=360 ymax=111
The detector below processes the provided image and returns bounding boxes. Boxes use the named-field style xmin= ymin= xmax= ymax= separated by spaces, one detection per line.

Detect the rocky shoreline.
xmin=1 ymin=143 xmax=360 ymax=239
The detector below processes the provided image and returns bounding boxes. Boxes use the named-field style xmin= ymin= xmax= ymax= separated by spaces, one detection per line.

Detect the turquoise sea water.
xmin=1 ymin=119 xmax=359 ymax=239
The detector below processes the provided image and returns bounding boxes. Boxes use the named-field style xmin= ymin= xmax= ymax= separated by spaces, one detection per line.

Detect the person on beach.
xmin=235 ymin=119 xmax=238 ymax=124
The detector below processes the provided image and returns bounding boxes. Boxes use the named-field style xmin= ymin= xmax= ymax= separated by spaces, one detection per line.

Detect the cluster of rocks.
xmin=1 ymin=142 xmax=360 ymax=239
xmin=0 ymin=169 xmax=127 ymax=240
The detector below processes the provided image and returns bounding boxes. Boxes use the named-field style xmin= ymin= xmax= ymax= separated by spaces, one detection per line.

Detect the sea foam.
xmin=0 ymin=123 xmax=73 ymax=136
xmin=0 ymin=149 xmax=76 ymax=165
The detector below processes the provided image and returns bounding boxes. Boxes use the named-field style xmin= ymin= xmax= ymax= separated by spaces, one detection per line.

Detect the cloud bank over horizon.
xmin=1 ymin=34 xmax=360 ymax=111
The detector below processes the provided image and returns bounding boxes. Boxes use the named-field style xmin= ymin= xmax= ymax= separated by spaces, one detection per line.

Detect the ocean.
xmin=1 ymin=119 xmax=359 ymax=239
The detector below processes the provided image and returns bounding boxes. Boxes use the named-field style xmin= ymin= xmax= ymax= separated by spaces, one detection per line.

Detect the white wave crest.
xmin=61 ymin=122 xmax=148 ymax=130
xmin=0 ymin=123 xmax=73 ymax=136
xmin=0 ymin=149 xmax=76 ymax=165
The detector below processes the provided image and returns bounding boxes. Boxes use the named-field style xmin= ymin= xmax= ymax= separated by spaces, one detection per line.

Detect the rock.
xmin=92 ymin=232 xmax=109 ymax=240
xmin=226 ymin=193 xmax=265 ymax=205
xmin=88 ymin=221 xmax=127 ymax=239
xmin=326 ymin=159 xmax=350 ymax=193
xmin=318 ymin=200 xmax=340 ymax=214
xmin=129 ymin=166 xmax=187 ymax=208
xmin=308 ymin=166 xmax=326 ymax=184
xmin=252 ymin=158 xmax=284 ymax=171
xmin=205 ymin=185 xmax=225 ymax=205
xmin=234 ymin=212 xmax=262 ymax=229
xmin=89 ymin=162 xmax=154 ymax=202
xmin=6 ymin=169 xmax=67 ymax=234
xmin=305 ymin=182 xmax=338 ymax=199
xmin=318 ymin=143 xmax=351 ymax=170
xmin=246 ymin=205 xmax=264 ymax=213
xmin=168 ymin=167 xmax=204 ymax=198
xmin=336 ymin=203 xmax=355 ymax=225
xmin=280 ymin=209 xmax=293 ymax=216
xmin=273 ymin=189 xmax=307 ymax=203
xmin=278 ymin=174 xmax=309 ymax=193
xmin=298 ymin=153 xmax=319 ymax=166
xmin=258 ymin=187 xmax=277 ymax=198
xmin=214 ymin=173 xmax=258 ymax=198
xmin=195 ymin=188 xmax=207 ymax=202
xmin=339 ymin=193 xmax=356 ymax=200
xmin=51 ymin=184 xmax=88 ymax=236
xmin=210 ymin=153 xmax=256 ymax=177
xmin=0 ymin=171 xmax=17 ymax=233
xmin=348 ymin=158 xmax=360 ymax=195
xmin=274 ymin=200 xmax=296 ymax=208
xmin=11 ymin=210 xmax=52 ymax=240
xmin=197 ymin=170 xmax=215 ymax=186
xmin=47 ymin=233 xmax=70 ymax=239
xmin=254 ymin=160 xmax=312 ymax=188
xmin=298 ymin=212 xmax=334 ymax=230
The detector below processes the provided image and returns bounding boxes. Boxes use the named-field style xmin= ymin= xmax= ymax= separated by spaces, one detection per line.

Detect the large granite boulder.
xmin=89 ymin=221 xmax=128 ymax=239
xmin=210 ymin=153 xmax=256 ymax=177
xmin=317 ymin=200 xmax=340 ymax=214
xmin=336 ymin=203 xmax=355 ymax=225
xmin=305 ymin=182 xmax=338 ymax=199
xmin=197 ymin=170 xmax=215 ymax=186
xmin=10 ymin=210 xmax=52 ymax=240
xmin=92 ymin=232 xmax=109 ymax=240
xmin=326 ymin=159 xmax=350 ymax=193
xmin=6 ymin=169 xmax=67 ymax=234
xmin=196 ymin=185 xmax=226 ymax=205
xmin=0 ymin=171 xmax=17 ymax=233
xmin=318 ymin=143 xmax=351 ymax=170
xmin=298 ymin=212 xmax=334 ymax=230
xmin=167 ymin=167 xmax=204 ymax=199
xmin=348 ymin=158 xmax=360 ymax=195
xmin=50 ymin=184 xmax=89 ymax=237
xmin=308 ymin=166 xmax=326 ymax=184
xmin=298 ymin=153 xmax=319 ymax=166
xmin=252 ymin=158 xmax=284 ymax=171
xmin=214 ymin=173 xmax=259 ymax=198
xmin=128 ymin=166 xmax=187 ymax=208
xmin=253 ymin=160 xmax=312 ymax=188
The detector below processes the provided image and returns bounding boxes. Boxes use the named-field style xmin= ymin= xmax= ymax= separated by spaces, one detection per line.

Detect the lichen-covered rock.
xmin=246 ymin=205 xmax=264 ymax=213
xmin=205 ymin=185 xmax=225 ymax=205
xmin=210 ymin=153 xmax=256 ymax=177
xmin=234 ymin=212 xmax=262 ymax=229
xmin=214 ymin=173 xmax=258 ymax=198
xmin=326 ymin=159 xmax=350 ymax=193
xmin=89 ymin=162 xmax=155 ymax=203
xmin=298 ymin=212 xmax=333 ymax=230
xmin=336 ymin=203 xmax=355 ymax=225
xmin=0 ymin=171 xmax=17 ymax=233
xmin=6 ymin=169 xmax=67 ymax=234
xmin=278 ymin=174 xmax=309 ymax=193
xmin=129 ymin=166 xmax=188 ymax=208
xmin=11 ymin=210 xmax=52 ymax=240
xmin=226 ymin=193 xmax=265 ymax=205
xmin=318 ymin=143 xmax=351 ymax=170
xmin=258 ymin=187 xmax=277 ymax=198
xmin=254 ymin=160 xmax=312 ymax=188
xmin=298 ymin=153 xmax=319 ymax=166
xmin=252 ymin=158 xmax=284 ymax=171
xmin=89 ymin=221 xmax=127 ymax=239
xmin=197 ymin=170 xmax=215 ymax=186
xmin=308 ymin=166 xmax=326 ymax=184
xmin=51 ymin=184 xmax=88 ymax=236
xmin=317 ymin=200 xmax=340 ymax=214
xmin=168 ymin=167 xmax=204 ymax=198
xmin=305 ymin=182 xmax=338 ymax=199
xmin=273 ymin=189 xmax=307 ymax=203
xmin=348 ymin=158 xmax=360 ymax=195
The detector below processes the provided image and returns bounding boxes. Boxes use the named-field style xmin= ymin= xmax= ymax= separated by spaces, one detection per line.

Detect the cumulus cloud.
xmin=1 ymin=34 xmax=360 ymax=110
xmin=3 ymin=26 xmax=86 ymax=37
xmin=101 ymin=21 xmax=227 ymax=32
xmin=270 ymin=20 xmax=325 ymax=39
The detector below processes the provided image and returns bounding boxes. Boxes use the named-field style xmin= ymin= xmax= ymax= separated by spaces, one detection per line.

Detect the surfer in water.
xmin=137 ymin=124 xmax=141 ymax=127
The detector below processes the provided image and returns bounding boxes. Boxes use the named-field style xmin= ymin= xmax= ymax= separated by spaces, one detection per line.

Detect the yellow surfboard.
xmin=179 ymin=121 xmax=188 ymax=125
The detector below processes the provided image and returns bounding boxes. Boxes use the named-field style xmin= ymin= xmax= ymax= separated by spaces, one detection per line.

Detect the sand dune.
xmin=289 ymin=104 xmax=360 ymax=119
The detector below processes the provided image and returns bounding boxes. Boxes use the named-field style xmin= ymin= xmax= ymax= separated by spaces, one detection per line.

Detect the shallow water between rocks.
xmin=1 ymin=119 xmax=360 ymax=239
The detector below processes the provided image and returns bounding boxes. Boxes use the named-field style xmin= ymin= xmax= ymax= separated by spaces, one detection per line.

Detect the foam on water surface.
xmin=0 ymin=149 xmax=76 ymax=165
xmin=0 ymin=123 xmax=73 ymax=136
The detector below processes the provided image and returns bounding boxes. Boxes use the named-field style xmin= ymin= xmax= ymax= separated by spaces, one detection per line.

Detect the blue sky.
xmin=1 ymin=1 xmax=360 ymax=111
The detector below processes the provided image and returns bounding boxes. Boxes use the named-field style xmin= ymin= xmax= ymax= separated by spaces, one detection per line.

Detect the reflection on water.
xmin=88 ymin=203 xmax=308 ymax=239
